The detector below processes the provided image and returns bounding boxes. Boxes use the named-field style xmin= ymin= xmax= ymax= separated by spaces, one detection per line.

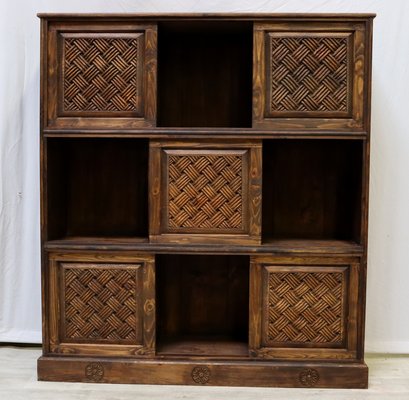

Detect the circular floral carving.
xmin=191 ymin=366 xmax=211 ymax=384
xmin=299 ymin=368 xmax=319 ymax=387
xmin=144 ymin=299 xmax=155 ymax=314
xmin=85 ymin=362 xmax=104 ymax=382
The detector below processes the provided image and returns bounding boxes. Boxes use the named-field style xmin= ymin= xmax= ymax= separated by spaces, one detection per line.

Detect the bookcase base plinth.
xmin=38 ymin=356 xmax=368 ymax=388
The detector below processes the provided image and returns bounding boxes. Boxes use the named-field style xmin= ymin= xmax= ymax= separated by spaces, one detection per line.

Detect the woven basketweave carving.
xmin=167 ymin=154 xmax=244 ymax=230
xmin=267 ymin=271 xmax=344 ymax=344
xmin=269 ymin=35 xmax=349 ymax=113
xmin=63 ymin=264 xmax=139 ymax=341
xmin=63 ymin=36 xmax=141 ymax=112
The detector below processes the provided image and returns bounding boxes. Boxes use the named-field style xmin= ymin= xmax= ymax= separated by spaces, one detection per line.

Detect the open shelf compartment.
xmin=156 ymin=254 xmax=250 ymax=357
xmin=46 ymin=138 xmax=149 ymax=241
xmin=262 ymin=139 xmax=363 ymax=244
xmin=157 ymin=21 xmax=253 ymax=128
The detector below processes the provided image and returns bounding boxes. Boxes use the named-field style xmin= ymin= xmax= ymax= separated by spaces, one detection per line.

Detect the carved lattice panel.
xmin=268 ymin=34 xmax=350 ymax=115
xmin=166 ymin=151 xmax=245 ymax=232
xmin=266 ymin=269 xmax=345 ymax=345
xmin=62 ymin=263 xmax=141 ymax=342
xmin=149 ymin=142 xmax=262 ymax=244
xmin=62 ymin=34 xmax=142 ymax=114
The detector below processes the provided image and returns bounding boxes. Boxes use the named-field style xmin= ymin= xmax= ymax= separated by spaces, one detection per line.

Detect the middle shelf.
xmin=45 ymin=137 xmax=364 ymax=247
xmin=45 ymin=237 xmax=363 ymax=255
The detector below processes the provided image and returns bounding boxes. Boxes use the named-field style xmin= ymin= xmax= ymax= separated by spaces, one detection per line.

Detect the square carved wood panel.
xmin=167 ymin=152 xmax=244 ymax=230
xmin=62 ymin=263 xmax=141 ymax=342
xmin=149 ymin=141 xmax=262 ymax=244
xmin=62 ymin=35 xmax=142 ymax=114
xmin=47 ymin=253 xmax=155 ymax=356
xmin=249 ymin=257 xmax=359 ymax=359
xmin=253 ymin=22 xmax=368 ymax=131
xmin=45 ymin=22 xmax=157 ymax=129
xmin=268 ymin=35 xmax=349 ymax=115
xmin=266 ymin=269 xmax=344 ymax=345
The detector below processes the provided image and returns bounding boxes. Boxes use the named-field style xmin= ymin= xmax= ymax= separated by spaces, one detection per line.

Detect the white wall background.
xmin=0 ymin=0 xmax=408 ymax=353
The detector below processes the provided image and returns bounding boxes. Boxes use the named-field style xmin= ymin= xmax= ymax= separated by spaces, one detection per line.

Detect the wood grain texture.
xmin=157 ymin=21 xmax=252 ymax=128
xmin=143 ymin=26 xmax=157 ymax=125
xmin=156 ymin=338 xmax=249 ymax=358
xmin=38 ymin=13 xmax=376 ymax=19
xmin=37 ymin=356 xmax=368 ymax=388
xmin=142 ymin=257 xmax=156 ymax=355
xmin=44 ymin=238 xmax=364 ymax=255
xmin=46 ymin=138 xmax=149 ymax=240
xmin=6 ymin=349 xmax=409 ymax=397
xmin=156 ymin=254 xmax=249 ymax=357
xmin=42 ymin=127 xmax=369 ymax=139
xmin=356 ymin=19 xmax=374 ymax=363
xmin=262 ymin=139 xmax=363 ymax=242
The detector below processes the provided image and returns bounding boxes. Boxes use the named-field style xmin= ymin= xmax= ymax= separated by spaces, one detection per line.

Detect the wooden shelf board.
xmin=156 ymin=336 xmax=249 ymax=357
xmin=261 ymin=238 xmax=363 ymax=254
xmin=42 ymin=127 xmax=368 ymax=140
xmin=46 ymin=236 xmax=149 ymax=245
xmin=37 ymin=12 xmax=376 ymax=20
xmin=45 ymin=237 xmax=363 ymax=255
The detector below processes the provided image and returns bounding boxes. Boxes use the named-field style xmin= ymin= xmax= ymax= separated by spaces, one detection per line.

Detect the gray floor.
xmin=1 ymin=347 xmax=409 ymax=399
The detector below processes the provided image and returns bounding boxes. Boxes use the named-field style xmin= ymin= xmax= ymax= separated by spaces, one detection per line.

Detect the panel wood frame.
xmin=46 ymin=252 xmax=155 ymax=357
xmin=149 ymin=141 xmax=262 ymax=244
xmin=44 ymin=21 xmax=157 ymax=130
xmin=249 ymin=256 xmax=359 ymax=360
xmin=253 ymin=21 xmax=367 ymax=131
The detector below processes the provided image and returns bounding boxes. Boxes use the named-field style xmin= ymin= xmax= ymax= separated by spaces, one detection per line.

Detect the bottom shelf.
xmin=38 ymin=356 xmax=368 ymax=388
xmin=157 ymin=336 xmax=248 ymax=357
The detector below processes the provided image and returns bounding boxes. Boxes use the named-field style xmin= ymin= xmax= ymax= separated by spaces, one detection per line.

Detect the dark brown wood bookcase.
xmin=38 ymin=13 xmax=375 ymax=388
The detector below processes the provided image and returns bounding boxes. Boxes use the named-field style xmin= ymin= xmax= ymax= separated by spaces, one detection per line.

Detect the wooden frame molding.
xmin=249 ymin=256 xmax=359 ymax=360
xmin=45 ymin=21 xmax=157 ymax=129
xmin=253 ymin=21 xmax=368 ymax=132
xmin=46 ymin=252 xmax=155 ymax=357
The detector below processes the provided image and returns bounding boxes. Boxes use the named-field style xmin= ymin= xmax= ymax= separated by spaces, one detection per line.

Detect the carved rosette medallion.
xmin=85 ymin=362 xmax=104 ymax=382
xmin=191 ymin=366 xmax=211 ymax=384
xmin=299 ymin=368 xmax=320 ymax=387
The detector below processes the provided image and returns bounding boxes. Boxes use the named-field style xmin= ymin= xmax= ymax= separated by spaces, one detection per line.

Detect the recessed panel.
xmin=267 ymin=33 xmax=351 ymax=117
xmin=264 ymin=266 xmax=347 ymax=347
xmin=165 ymin=149 xmax=246 ymax=232
xmin=45 ymin=22 xmax=157 ymax=129
xmin=249 ymin=256 xmax=359 ymax=360
xmin=253 ymin=22 xmax=367 ymax=131
xmin=46 ymin=253 xmax=155 ymax=356
xmin=61 ymin=33 xmax=143 ymax=116
xmin=61 ymin=263 xmax=142 ymax=343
